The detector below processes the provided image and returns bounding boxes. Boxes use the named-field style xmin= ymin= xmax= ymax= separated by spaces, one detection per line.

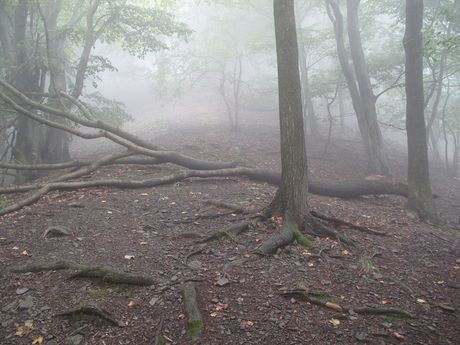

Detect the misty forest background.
xmin=0 ymin=1 xmax=460 ymax=344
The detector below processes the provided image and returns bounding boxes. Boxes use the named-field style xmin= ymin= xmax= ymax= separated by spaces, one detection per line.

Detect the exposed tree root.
xmin=154 ymin=317 xmax=166 ymax=345
xmin=204 ymin=200 xmax=249 ymax=214
xmin=256 ymin=216 xmax=316 ymax=255
xmin=280 ymin=288 xmax=413 ymax=319
xmin=311 ymin=210 xmax=388 ymax=236
xmin=195 ymin=219 xmax=255 ymax=244
xmin=70 ymin=267 xmax=154 ymax=286
xmin=182 ymin=282 xmax=204 ymax=340
xmin=304 ymin=216 xmax=356 ymax=246
xmin=184 ymin=246 xmax=206 ymax=264
xmin=352 ymin=306 xmax=413 ymax=319
xmin=10 ymin=260 xmax=83 ymax=273
xmin=10 ymin=260 xmax=153 ymax=285
xmin=56 ymin=306 xmax=122 ymax=327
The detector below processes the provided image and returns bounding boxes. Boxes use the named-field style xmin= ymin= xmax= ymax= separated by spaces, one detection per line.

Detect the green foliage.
xmin=99 ymin=2 xmax=191 ymax=58
xmin=84 ymin=92 xmax=133 ymax=127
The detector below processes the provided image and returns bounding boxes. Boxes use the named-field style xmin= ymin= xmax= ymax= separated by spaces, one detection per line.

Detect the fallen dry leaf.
xmin=32 ymin=336 xmax=44 ymax=345
xmin=127 ymin=300 xmax=136 ymax=308
xmin=392 ymin=331 xmax=406 ymax=341
xmin=325 ymin=302 xmax=343 ymax=312
xmin=15 ymin=321 xmax=33 ymax=337
xmin=329 ymin=318 xmax=341 ymax=326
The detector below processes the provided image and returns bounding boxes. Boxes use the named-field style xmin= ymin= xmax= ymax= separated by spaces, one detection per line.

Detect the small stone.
xmin=187 ymin=260 xmax=202 ymax=270
xmin=356 ymin=332 xmax=368 ymax=341
xmin=15 ymin=287 xmax=29 ymax=295
xmin=149 ymin=297 xmax=159 ymax=306
xmin=18 ymin=296 xmax=35 ymax=310
xmin=216 ymin=277 xmax=230 ymax=287
xmin=67 ymin=334 xmax=83 ymax=345
xmin=170 ymin=275 xmax=179 ymax=282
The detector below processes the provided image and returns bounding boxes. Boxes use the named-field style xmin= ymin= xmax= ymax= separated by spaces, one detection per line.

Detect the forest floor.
xmin=0 ymin=122 xmax=459 ymax=345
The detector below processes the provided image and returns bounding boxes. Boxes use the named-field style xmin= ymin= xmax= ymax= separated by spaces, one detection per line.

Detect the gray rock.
xmin=187 ymin=260 xmax=202 ymax=270
xmin=149 ymin=297 xmax=159 ymax=306
xmin=44 ymin=226 xmax=70 ymax=238
xmin=66 ymin=334 xmax=83 ymax=345
xmin=15 ymin=287 xmax=29 ymax=295
xmin=216 ymin=277 xmax=230 ymax=287
xmin=18 ymin=296 xmax=35 ymax=310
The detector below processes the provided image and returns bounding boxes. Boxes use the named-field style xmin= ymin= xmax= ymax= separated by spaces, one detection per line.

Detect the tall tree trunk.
xmin=10 ymin=1 xmax=43 ymax=183
xmin=346 ymin=0 xmax=389 ymax=176
xmin=326 ymin=0 xmax=388 ymax=175
xmin=297 ymin=34 xmax=319 ymax=139
xmin=273 ymin=0 xmax=308 ymax=224
xmin=41 ymin=2 xmax=71 ymax=164
xmin=338 ymin=79 xmax=345 ymax=132
xmin=403 ymin=0 xmax=436 ymax=219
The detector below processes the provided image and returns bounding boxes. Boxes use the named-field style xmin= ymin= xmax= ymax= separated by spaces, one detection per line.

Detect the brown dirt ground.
xmin=1 ymin=123 xmax=459 ymax=345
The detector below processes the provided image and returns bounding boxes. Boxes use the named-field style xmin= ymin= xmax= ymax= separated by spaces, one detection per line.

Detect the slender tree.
xmin=326 ymin=0 xmax=390 ymax=176
xmin=257 ymin=0 xmax=312 ymax=254
xmin=403 ymin=0 xmax=436 ymax=219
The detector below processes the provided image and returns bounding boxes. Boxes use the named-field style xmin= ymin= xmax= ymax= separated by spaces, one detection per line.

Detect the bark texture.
xmin=403 ymin=0 xmax=436 ymax=219
xmin=274 ymin=0 xmax=309 ymax=225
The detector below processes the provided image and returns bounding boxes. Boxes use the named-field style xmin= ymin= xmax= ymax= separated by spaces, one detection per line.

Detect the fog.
xmin=1 ymin=2 xmax=460 ymax=344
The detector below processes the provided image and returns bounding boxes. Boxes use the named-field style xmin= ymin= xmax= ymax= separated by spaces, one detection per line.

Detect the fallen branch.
xmin=0 ymin=167 xmax=421 ymax=217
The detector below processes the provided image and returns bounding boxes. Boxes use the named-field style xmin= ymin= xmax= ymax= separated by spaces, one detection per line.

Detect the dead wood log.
xmin=0 ymin=166 xmax=418 ymax=217
xmin=182 ymin=282 xmax=203 ymax=340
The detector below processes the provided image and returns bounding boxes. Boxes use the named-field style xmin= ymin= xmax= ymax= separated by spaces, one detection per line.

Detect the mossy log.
xmin=182 ymin=282 xmax=203 ymax=340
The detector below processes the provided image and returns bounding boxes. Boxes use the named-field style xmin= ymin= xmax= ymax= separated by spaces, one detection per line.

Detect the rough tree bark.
xmin=403 ymin=0 xmax=437 ymax=219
